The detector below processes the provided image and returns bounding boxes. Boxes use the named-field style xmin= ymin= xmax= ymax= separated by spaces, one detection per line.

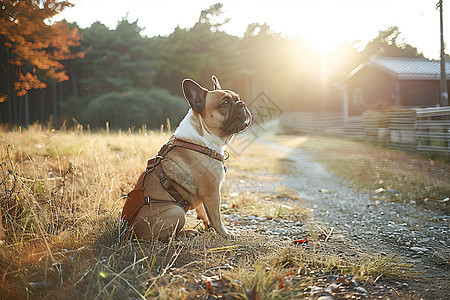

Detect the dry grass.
xmin=0 ymin=127 xmax=419 ymax=299
xmin=225 ymin=141 xmax=296 ymax=175
xmin=0 ymin=125 xmax=169 ymax=298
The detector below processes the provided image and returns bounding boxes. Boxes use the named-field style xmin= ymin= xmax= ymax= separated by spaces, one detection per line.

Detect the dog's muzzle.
xmin=224 ymin=100 xmax=252 ymax=135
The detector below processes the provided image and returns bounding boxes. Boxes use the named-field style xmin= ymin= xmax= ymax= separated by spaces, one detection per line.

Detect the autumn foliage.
xmin=0 ymin=0 xmax=84 ymax=101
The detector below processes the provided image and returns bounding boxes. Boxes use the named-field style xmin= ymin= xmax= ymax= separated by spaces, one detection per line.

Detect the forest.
xmin=0 ymin=2 xmax=425 ymax=129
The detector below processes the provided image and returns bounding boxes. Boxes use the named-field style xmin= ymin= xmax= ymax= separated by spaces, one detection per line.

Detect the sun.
xmin=306 ymin=36 xmax=339 ymax=54
xmin=264 ymin=8 xmax=344 ymax=55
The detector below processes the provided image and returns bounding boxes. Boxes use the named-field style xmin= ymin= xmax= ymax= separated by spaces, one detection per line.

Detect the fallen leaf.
xmin=203 ymin=278 xmax=214 ymax=293
xmin=292 ymin=239 xmax=308 ymax=244
xmin=284 ymin=270 xmax=294 ymax=276
xmin=201 ymin=275 xmax=227 ymax=296
xmin=278 ymin=277 xmax=285 ymax=289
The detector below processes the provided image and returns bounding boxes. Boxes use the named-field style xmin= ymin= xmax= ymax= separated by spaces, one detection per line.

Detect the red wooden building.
xmin=335 ymin=55 xmax=450 ymax=117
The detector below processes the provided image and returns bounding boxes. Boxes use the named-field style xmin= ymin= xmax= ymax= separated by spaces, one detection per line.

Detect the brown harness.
xmin=121 ymin=139 xmax=225 ymax=227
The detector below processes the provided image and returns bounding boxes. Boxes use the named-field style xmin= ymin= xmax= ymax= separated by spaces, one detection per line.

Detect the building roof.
xmin=349 ymin=55 xmax=450 ymax=80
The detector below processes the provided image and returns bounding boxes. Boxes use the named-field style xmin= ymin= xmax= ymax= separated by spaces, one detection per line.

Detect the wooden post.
xmin=332 ymin=82 xmax=349 ymax=122
xmin=343 ymin=86 xmax=349 ymax=122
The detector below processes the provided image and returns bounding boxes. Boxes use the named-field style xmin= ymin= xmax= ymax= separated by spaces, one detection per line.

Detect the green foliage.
xmin=0 ymin=3 xmax=428 ymax=129
xmin=60 ymin=95 xmax=85 ymax=120
xmin=78 ymin=20 xmax=157 ymax=94
xmin=362 ymin=26 xmax=424 ymax=59
xmin=82 ymin=88 xmax=187 ymax=128
xmin=153 ymin=4 xmax=244 ymax=96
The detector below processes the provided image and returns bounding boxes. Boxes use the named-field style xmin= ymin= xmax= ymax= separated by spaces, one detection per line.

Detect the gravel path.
xmin=226 ymin=138 xmax=450 ymax=299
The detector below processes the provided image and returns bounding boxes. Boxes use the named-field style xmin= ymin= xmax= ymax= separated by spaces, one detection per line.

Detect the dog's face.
xmin=182 ymin=76 xmax=252 ymax=139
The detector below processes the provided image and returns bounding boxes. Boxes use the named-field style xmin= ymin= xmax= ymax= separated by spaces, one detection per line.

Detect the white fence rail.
xmin=281 ymin=107 xmax=450 ymax=155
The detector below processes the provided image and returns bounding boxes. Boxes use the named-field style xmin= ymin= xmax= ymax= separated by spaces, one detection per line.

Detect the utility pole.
xmin=438 ymin=0 xmax=448 ymax=106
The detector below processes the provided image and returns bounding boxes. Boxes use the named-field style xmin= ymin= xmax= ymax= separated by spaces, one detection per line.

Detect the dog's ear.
xmin=211 ymin=75 xmax=222 ymax=90
xmin=182 ymin=79 xmax=208 ymax=113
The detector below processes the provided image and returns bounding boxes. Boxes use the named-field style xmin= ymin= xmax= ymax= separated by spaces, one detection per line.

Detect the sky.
xmin=53 ymin=0 xmax=447 ymax=59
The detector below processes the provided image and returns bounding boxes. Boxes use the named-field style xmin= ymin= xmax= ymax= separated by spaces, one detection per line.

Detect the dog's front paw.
xmin=225 ymin=228 xmax=240 ymax=237
xmin=180 ymin=229 xmax=201 ymax=238
xmin=216 ymin=227 xmax=239 ymax=237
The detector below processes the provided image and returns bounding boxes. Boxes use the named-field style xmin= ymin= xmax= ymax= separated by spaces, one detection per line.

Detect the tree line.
xmin=0 ymin=1 xmax=425 ymax=129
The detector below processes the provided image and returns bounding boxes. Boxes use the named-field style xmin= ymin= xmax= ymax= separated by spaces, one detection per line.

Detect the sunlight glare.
xmin=306 ymin=36 xmax=339 ymax=54
xmin=53 ymin=0 xmax=442 ymax=59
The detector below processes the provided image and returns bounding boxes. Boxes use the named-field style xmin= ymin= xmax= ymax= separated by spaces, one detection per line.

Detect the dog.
xmin=126 ymin=75 xmax=252 ymax=239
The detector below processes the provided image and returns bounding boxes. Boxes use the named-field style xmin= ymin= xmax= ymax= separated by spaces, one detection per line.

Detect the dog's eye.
xmin=222 ymin=99 xmax=230 ymax=107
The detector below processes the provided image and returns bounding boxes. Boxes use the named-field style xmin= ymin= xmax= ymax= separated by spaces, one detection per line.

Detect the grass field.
xmin=0 ymin=126 xmax=434 ymax=299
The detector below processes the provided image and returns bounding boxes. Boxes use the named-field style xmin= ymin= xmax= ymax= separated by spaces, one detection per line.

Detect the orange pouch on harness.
xmin=121 ymin=171 xmax=146 ymax=226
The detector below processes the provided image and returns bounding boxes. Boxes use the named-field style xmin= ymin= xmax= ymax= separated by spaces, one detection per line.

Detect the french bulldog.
xmin=132 ymin=75 xmax=252 ymax=239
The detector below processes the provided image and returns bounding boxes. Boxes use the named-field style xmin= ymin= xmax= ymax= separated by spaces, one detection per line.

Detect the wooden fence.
xmin=281 ymin=107 xmax=450 ymax=155
xmin=415 ymin=107 xmax=450 ymax=154
xmin=280 ymin=112 xmax=343 ymax=135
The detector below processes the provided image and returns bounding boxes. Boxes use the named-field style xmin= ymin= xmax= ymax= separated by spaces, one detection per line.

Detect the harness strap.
xmin=171 ymin=139 xmax=225 ymax=162
xmin=153 ymin=164 xmax=188 ymax=211
xmin=122 ymin=139 xmax=224 ymax=227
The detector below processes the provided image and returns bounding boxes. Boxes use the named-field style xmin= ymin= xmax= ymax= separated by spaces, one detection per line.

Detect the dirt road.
xmin=226 ymin=138 xmax=450 ymax=299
